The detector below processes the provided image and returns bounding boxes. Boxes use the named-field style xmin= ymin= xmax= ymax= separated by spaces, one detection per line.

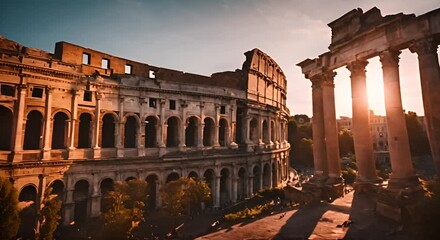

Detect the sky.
xmin=0 ymin=0 xmax=439 ymax=117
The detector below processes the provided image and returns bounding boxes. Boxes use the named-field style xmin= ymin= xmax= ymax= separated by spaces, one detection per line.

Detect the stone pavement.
xmin=196 ymin=191 xmax=415 ymax=240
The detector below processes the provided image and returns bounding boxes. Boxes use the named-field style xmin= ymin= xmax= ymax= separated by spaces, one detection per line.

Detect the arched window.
xmin=124 ymin=116 xmax=137 ymax=148
xmin=78 ymin=113 xmax=92 ymax=148
xmin=101 ymin=114 xmax=116 ymax=148
xmin=23 ymin=110 xmax=43 ymax=150
xmin=219 ymin=119 xmax=228 ymax=146
xmin=203 ymin=118 xmax=215 ymax=146
xmin=74 ymin=180 xmax=90 ymax=224
xmin=145 ymin=116 xmax=157 ymax=148
xmin=52 ymin=112 xmax=69 ymax=149
xmin=166 ymin=117 xmax=179 ymax=147
xmin=185 ymin=117 xmax=198 ymax=147
xmin=166 ymin=172 xmax=179 ymax=183
xmin=250 ymin=118 xmax=258 ymax=143
xmin=0 ymin=106 xmax=13 ymax=150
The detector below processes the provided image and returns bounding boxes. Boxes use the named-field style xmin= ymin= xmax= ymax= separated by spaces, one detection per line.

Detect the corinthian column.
xmin=321 ymin=71 xmax=342 ymax=183
xmin=380 ymin=50 xmax=417 ymax=188
xmin=309 ymin=76 xmax=328 ymax=184
xmin=347 ymin=61 xmax=380 ymax=183
xmin=410 ymin=38 xmax=440 ymax=177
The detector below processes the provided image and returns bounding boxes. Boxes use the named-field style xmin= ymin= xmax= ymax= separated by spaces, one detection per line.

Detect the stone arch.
xmin=124 ymin=115 xmax=138 ymax=148
xmin=203 ymin=169 xmax=215 ymax=206
xmin=270 ymin=120 xmax=276 ymax=142
xmin=253 ymin=165 xmax=261 ymax=193
xmin=250 ymin=118 xmax=258 ymax=143
xmin=185 ymin=116 xmax=199 ymax=147
xmin=0 ymin=105 xmax=13 ymax=150
xmin=49 ymin=179 xmax=64 ymax=199
xmin=166 ymin=172 xmax=180 ymax=183
xmin=166 ymin=116 xmax=180 ymax=147
xmin=219 ymin=118 xmax=228 ymax=146
xmin=145 ymin=116 xmax=158 ymax=148
xmin=23 ymin=110 xmax=43 ymax=150
xmin=73 ymin=179 xmax=90 ymax=225
xmin=262 ymin=120 xmax=269 ymax=143
xmin=52 ymin=112 xmax=69 ymax=149
xmin=78 ymin=113 xmax=92 ymax=148
xmin=220 ymin=168 xmax=231 ymax=204
xmin=18 ymin=185 xmax=38 ymax=239
xmin=100 ymin=178 xmax=114 ymax=212
xmin=101 ymin=113 xmax=117 ymax=148
xmin=238 ymin=167 xmax=247 ymax=200
xmin=145 ymin=174 xmax=158 ymax=209
xmin=188 ymin=171 xmax=198 ymax=179
xmin=203 ymin=117 xmax=215 ymax=146
xmin=263 ymin=163 xmax=271 ymax=189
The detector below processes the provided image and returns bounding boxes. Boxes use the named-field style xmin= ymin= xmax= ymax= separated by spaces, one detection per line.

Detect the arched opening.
xmin=203 ymin=118 xmax=215 ymax=146
xmin=78 ymin=113 xmax=92 ymax=148
xmin=146 ymin=175 xmax=158 ymax=209
xmin=220 ymin=168 xmax=231 ymax=205
xmin=238 ymin=168 xmax=247 ymax=200
xmin=250 ymin=118 xmax=258 ymax=143
xmin=188 ymin=171 xmax=198 ymax=179
xmin=219 ymin=119 xmax=228 ymax=146
xmin=253 ymin=166 xmax=261 ymax=193
xmin=263 ymin=164 xmax=271 ymax=189
xmin=272 ymin=162 xmax=277 ymax=187
xmin=124 ymin=116 xmax=137 ymax=148
xmin=18 ymin=185 xmax=37 ymax=239
xmin=166 ymin=117 xmax=179 ymax=147
xmin=203 ymin=169 xmax=215 ymax=206
xmin=100 ymin=178 xmax=114 ymax=212
xmin=166 ymin=172 xmax=180 ymax=183
xmin=0 ymin=106 xmax=13 ymax=150
xmin=145 ymin=116 xmax=157 ymax=148
xmin=52 ymin=112 xmax=69 ymax=149
xmin=185 ymin=117 xmax=198 ymax=147
xmin=270 ymin=121 xmax=275 ymax=143
xmin=73 ymin=180 xmax=89 ymax=225
xmin=125 ymin=176 xmax=136 ymax=182
xmin=235 ymin=108 xmax=244 ymax=144
xmin=49 ymin=180 xmax=64 ymax=200
xmin=101 ymin=114 xmax=116 ymax=148
xmin=23 ymin=110 xmax=43 ymax=150
xmin=262 ymin=120 xmax=269 ymax=143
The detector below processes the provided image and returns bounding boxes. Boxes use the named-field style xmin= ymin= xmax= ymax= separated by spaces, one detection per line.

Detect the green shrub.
xmin=341 ymin=168 xmax=356 ymax=184
xmin=0 ymin=177 xmax=20 ymax=240
xmin=224 ymin=204 xmax=272 ymax=221
xmin=255 ymin=187 xmax=284 ymax=200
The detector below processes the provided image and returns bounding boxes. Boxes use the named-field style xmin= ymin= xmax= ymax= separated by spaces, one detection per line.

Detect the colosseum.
xmin=0 ymin=36 xmax=290 ymax=226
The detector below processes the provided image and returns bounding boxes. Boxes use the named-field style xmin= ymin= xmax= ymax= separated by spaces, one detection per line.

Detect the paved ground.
xmin=196 ymin=191 xmax=416 ymax=240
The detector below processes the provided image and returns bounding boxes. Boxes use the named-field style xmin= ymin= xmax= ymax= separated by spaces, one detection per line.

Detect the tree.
xmin=405 ymin=111 xmax=431 ymax=156
xmin=37 ymin=187 xmax=62 ymax=240
xmin=101 ymin=179 xmax=149 ymax=240
xmin=160 ymin=177 xmax=211 ymax=217
xmin=0 ymin=177 xmax=20 ymax=240
xmin=338 ymin=129 xmax=354 ymax=157
xmin=288 ymin=116 xmax=314 ymax=167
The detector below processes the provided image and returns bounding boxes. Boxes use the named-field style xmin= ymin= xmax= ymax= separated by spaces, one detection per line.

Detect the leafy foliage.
xmin=224 ymin=203 xmax=272 ymax=221
xmin=405 ymin=111 xmax=431 ymax=156
xmin=338 ymin=129 xmax=354 ymax=157
xmin=37 ymin=187 xmax=62 ymax=240
xmin=0 ymin=177 xmax=20 ymax=240
xmin=288 ymin=116 xmax=314 ymax=167
xmin=160 ymin=177 xmax=211 ymax=217
xmin=415 ymin=181 xmax=440 ymax=240
xmin=101 ymin=179 xmax=149 ymax=240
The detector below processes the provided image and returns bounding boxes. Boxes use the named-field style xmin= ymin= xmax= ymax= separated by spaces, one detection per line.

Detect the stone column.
xmin=93 ymin=92 xmax=102 ymax=159
xmin=229 ymin=102 xmax=238 ymax=148
xmin=155 ymin=180 xmax=162 ymax=208
xmin=410 ymin=38 xmax=440 ymax=176
xmin=380 ymin=50 xmax=417 ymax=188
xmin=245 ymin=116 xmax=252 ymax=144
xmin=321 ymin=71 xmax=342 ymax=183
xmin=90 ymin=173 xmax=101 ymax=218
xmin=12 ymin=85 xmax=27 ymax=162
xmin=269 ymin=164 xmax=273 ymax=188
xmin=347 ymin=61 xmax=380 ymax=183
xmin=248 ymin=175 xmax=254 ymax=196
xmin=68 ymin=90 xmax=79 ymax=159
xmin=42 ymin=88 xmax=53 ymax=160
xmin=179 ymin=100 xmax=187 ymax=151
xmin=158 ymin=99 xmax=166 ymax=148
xmin=137 ymin=99 xmax=146 ymax=157
xmin=257 ymin=116 xmax=264 ymax=148
xmin=214 ymin=174 xmax=221 ymax=208
xmin=63 ymin=177 xmax=74 ymax=226
xmin=232 ymin=176 xmax=238 ymax=202
xmin=310 ymin=77 xmax=328 ymax=184
xmin=214 ymin=104 xmax=220 ymax=147
xmin=116 ymin=97 xmax=124 ymax=158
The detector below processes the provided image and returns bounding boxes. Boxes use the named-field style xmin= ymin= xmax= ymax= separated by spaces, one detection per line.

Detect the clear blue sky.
xmin=1 ymin=0 xmax=438 ymax=117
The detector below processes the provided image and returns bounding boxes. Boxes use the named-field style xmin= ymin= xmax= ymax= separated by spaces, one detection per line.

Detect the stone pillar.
xmin=214 ymin=174 xmax=221 ymax=208
xmin=93 ymin=92 xmax=102 ymax=159
xmin=214 ymin=104 xmax=220 ymax=147
xmin=158 ymin=99 xmax=166 ymax=148
xmin=380 ymin=51 xmax=417 ymax=188
xmin=245 ymin=116 xmax=252 ymax=144
xmin=179 ymin=100 xmax=186 ymax=151
xmin=269 ymin=164 xmax=273 ymax=188
xmin=232 ymin=177 xmax=238 ymax=202
xmin=321 ymin=71 xmax=342 ymax=183
xmin=68 ymin=90 xmax=79 ymax=159
xmin=137 ymin=99 xmax=146 ymax=157
xmin=347 ymin=61 xmax=380 ymax=183
xmin=248 ymin=175 xmax=254 ymax=196
xmin=63 ymin=177 xmax=74 ymax=226
xmin=116 ymin=97 xmax=124 ymax=158
xmin=410 ymin=38 xmax=440 ymax=177
xmin=42 ymin=88 xmax=53 ymax=160
xmin=257 ymin=116 xmax=264 ymax=148
xmin=197 ymin=103 xmax=205 ymax=149
xmin=230 ymin=103 xmax=238 ymax=148
xmin=90 ymin=173 xmax=101 ymax=218
xmin=155 ymin=180 xmax=162 ymax=208
xmin=12 ymin=85 xmax=27 ymax=162
xmin=309 ymin=77 xmax=328 ymax=184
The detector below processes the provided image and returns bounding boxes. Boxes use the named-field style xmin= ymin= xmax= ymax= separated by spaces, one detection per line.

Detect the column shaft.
xmin=12 ymin=85 xmax=27 ymax=161
xmin=347 ymin=61 xmax=379 ymax=182
xmin=42 ymin=88 xmax=53 ymax=160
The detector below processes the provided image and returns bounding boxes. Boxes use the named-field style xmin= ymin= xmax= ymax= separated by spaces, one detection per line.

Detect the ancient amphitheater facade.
xmin=0 ymin=37 xmax=290 ymax=225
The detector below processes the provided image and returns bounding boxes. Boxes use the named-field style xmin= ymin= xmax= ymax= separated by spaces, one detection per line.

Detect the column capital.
xmin=409 ymin=37 xmax=438 ymax=56
xmin=95 ymin=91 xmax=103 ymax=100
xmin=45 ymin=86 xmax=54 ymax=95
xmin=346 ymin=60 xmax=368 ymax=74
xmin=379 ymin=50 xmax=401 ymax=68
xmin=310 ymin=70 xmax=336 ymax=89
